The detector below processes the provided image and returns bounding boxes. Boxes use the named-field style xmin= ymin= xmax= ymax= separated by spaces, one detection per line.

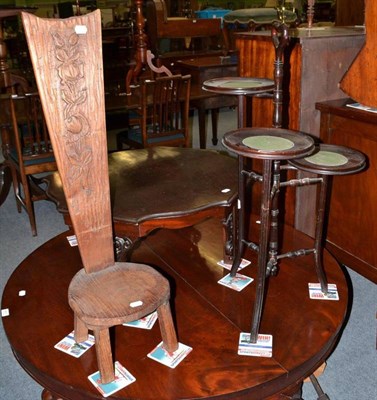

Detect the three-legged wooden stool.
xmin=69 ymin=262 xmax=178 ymax=384
xmin=222 ymin=127 xmax=315 ymax=343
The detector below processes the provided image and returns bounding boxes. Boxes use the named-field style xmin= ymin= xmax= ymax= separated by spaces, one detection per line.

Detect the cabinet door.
xmin=320 ymin=111 xmax=377 ymax=282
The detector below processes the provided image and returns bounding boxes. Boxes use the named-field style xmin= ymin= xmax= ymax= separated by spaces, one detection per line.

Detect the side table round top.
xmin=222 ymin=127 xmax=315 ymax=160
xmin=289 ymin=144 xmax=367 ymax=175
xmin=202 ymin=77 xmax=274 ymax=96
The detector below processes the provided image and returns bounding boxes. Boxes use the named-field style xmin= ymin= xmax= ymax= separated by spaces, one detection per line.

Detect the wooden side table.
xmin=44 ymin=147 xmax=238 ymax=263
xmin=222 ymin=127 xmax=315 ymax=342
xmin=202 ymin=77 xmax=274 ymax=128
xmin=235 ymin=27 xmax=365 ymax=234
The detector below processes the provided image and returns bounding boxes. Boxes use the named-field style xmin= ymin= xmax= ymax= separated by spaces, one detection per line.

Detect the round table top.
xmin=222 ymin=127 xmax=315 ymax=160
xmin=2 ymin=218 xmax=348 ymax=400
xmin=202 ymin=77 xmax=274 ymax=96
xmin=289 ymin=144 xmax=367 ymax=175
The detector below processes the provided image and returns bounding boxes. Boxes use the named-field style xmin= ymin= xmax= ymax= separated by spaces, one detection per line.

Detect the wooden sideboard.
xmin=235 ymin=27 xmax=365 ymax=235
xmin=316 ymin=98 xmax=377 ymax=283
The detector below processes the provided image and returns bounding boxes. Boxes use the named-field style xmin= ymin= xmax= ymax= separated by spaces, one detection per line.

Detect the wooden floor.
xmin=2 ymin=217 xmax=348 ymax=399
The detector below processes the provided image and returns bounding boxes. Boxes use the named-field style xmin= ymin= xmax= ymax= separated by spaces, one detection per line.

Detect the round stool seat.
xmin=68 ymin=262 xmax=170 ymax=327
xmin=203 ymin=77 xmax=274 ymax=96
xmin=289 ymin=144 xmax=366 ymax=175
xmin=222 ymin=127 xmax=315 ymax=160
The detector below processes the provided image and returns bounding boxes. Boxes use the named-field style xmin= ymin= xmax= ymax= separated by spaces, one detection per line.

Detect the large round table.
xmin=2 ymin=217 xmax=348 ymax=399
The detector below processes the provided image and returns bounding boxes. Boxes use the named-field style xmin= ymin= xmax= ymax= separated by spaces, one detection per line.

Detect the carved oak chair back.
xmin=22 ymin=10 xmax=178 ymax=384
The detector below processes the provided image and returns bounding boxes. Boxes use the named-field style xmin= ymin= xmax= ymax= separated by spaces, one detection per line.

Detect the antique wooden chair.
xmin=0 ymin=88 xmax=56 ymax=236
xmin=117 ymin=73 xmax=191 ymax=149
xmin=22 ymin=10 xmax=178 ymax=384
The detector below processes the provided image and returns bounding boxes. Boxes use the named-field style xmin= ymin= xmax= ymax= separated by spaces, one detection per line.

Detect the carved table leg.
xmin=222 ymin=207 xmax=235 ymax=264
xmin=115 ymin=236 xmax=134 ymax=261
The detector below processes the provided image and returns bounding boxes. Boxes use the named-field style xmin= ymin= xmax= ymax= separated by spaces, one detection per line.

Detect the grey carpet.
xmin=1 ymin=109 xmax=376 ymax=399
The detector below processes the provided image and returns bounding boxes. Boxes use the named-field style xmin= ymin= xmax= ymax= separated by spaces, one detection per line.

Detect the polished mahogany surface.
xmin=44 ymin=147 xmax=238 ymax=243
xmin=2 ymin=217 xmax=348 ymax=399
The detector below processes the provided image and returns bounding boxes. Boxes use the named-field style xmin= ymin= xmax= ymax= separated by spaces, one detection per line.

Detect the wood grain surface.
xmin=2 ymin=217 xmax=348 ymax=399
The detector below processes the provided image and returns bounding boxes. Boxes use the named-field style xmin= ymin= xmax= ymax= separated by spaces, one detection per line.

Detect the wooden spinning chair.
xmin=22 ymin=10 xmax=178 ymax=384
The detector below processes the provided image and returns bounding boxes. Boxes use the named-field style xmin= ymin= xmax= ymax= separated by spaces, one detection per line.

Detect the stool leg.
xmin=157 ymin=301 xmax=179 ymax=354
xmin=230 ymin=156 xmax=247 ymax=277
xmin=314 ymin=176 xmax=329 ymax=294
xmin=250 ymin=159 xmax=273 ymax=343
xmin=73 ymin=314 xmax=89 ymax=343
xmin=93 ymin=328 xmax=115 ymax=384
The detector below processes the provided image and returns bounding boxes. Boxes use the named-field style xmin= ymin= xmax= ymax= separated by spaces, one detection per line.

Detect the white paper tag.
xmin=123 ymin=311 xmax=158 ymax=330
xmin=130 ymin=300 xmax=143 ymax=308
xmin=75 ymin=25 xmax=87 ymax=35
xmin=88 ymin=361 xmax=136 ymax=397
xmin=67 ymin=235 xmax=78 ymax=247
xmin=217 ymin=258 xmax=251 ymax=271
xmin=148 ymin=342 xmax=192 ymax=368
xmin=1 ymin=309 xmax=10 ymax=317
xmin=54 ymin=331 xmax=95 ymax=358
xmin=238 ymin=332 xmax=273 ymax=357
xmin=308 ymin=283 xmax=339 ymax=301
xmin=217 ymin=273 xmax=253 ymax=292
